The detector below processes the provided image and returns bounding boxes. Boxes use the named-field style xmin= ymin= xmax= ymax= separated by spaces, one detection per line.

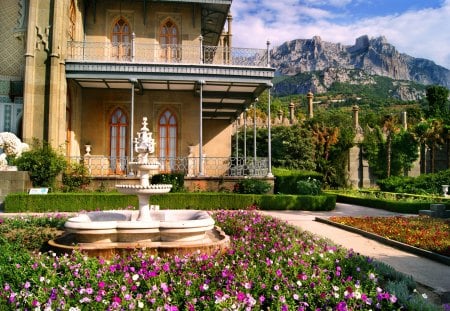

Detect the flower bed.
xmin=0 ymin=211 xmax=437 ymax=310
xmin=329 ymin=216 xmax=450 ymax=257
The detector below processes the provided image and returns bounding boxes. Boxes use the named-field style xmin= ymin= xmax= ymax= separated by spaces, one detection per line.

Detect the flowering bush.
xmin=329 ymin=215 xmax=450 ymax=257
xmin=0 ymin=211 xmax=437 ymax=310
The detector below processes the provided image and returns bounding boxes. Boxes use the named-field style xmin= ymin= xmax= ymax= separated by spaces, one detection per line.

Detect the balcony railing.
xmin=66 ymin=41 xmax=270 ymax=67
xmin=68 ymin=156 xmax=269 ymax=178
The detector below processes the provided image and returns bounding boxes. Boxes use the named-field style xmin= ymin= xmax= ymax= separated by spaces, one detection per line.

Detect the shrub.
xmin=61 ymin=162 xmax=91 ymax=192
xmin=295 ymin=178 xmax=322 ymax=195
xmin=233 ymin=178 xmax=271 ymax=194
xmin=151 ymin=173 xmax=185 ymax=192
xmin=12 ymin=139 xmax=67 ymax=188
xmin=378 ymin=169 xmax=450 ymax=195
xmin=4 ymin=192 xmax=336 ymax=212
xmin=273 ymin=167 xmax=323 ymax=194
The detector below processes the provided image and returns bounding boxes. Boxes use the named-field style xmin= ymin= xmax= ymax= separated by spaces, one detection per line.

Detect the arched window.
xmin=111 ymin=18 xmax=131 ymax=60
xmin=159 ymin=19 xmax=179 ymax=62
xmin=158 ymin=109 xmax=177 ymax=171
xmin=110 ymin=108 xmax=128 ymax=174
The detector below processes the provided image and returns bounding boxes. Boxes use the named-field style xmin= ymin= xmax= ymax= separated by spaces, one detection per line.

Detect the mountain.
xmin=270 ymin=35 xmax=450 ymax=99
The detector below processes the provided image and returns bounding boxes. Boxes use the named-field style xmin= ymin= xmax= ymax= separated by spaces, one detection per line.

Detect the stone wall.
xmin=81 ymin=176 xmax=275 ymax=194
xmin=0 ymin=171 xmax=31 ymax=209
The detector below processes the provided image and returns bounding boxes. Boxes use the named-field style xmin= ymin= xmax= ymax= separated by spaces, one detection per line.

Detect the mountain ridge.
xmin=270 ymin=35 xmax=450 ymax=99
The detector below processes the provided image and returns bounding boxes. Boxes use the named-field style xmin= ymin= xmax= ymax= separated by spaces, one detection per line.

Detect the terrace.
xmin=65 ymin=39 xmax=275 ymax=180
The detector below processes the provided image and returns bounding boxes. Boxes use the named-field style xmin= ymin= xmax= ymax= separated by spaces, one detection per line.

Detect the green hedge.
xmin=4 ymin=193 xmax=138 ymax=213
xmin=4 ymin=192 xmax=336 ymax=213
xmin=333 ymin=193 xmax=449 ymax=214
xmin=272 ymin=168 xmax=323 ymax=194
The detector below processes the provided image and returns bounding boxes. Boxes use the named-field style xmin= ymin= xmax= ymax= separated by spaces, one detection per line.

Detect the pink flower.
xmin=237 ymin=292 xmax=246 ymax=301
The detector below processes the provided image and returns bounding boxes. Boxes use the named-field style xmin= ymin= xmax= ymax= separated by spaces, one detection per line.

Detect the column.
xmin=198 ymin=80 xmax=205 ymax=176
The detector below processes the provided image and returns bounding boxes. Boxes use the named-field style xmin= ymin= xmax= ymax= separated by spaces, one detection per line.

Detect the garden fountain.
xmin=50 ymin=117 xmax=229 ymax=258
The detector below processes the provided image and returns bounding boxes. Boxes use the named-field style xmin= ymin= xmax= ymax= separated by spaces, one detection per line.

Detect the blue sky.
xmin=231 ymin=0 xmax=450 ymax=69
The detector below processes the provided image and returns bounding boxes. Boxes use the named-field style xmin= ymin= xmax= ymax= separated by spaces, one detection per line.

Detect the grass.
xmin=0 ymin=210 xmax=443 ymax=310
xmin=328 ymin=215 xmax=450 ymax=257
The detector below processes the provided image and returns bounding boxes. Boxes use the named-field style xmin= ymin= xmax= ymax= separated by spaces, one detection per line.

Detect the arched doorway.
xmin=159 ymin=19 xmax=179 ymax=62
xmin=158 ymin=109 xmax=178 ymax=172
xmin=111 ymin=18 xmax=131 ymax=61
xmin=110 ymin=108 xmax=128 ymax=174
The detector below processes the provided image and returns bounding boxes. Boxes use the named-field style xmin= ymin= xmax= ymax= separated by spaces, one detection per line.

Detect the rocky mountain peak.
xmin=271 ymin=35 xmax=450 ymax=89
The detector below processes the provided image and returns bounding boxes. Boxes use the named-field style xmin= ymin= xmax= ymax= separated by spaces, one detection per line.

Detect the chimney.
xmin=401 ymin=111 xmax=407 ymax=130
xmin=289 ymin=101 xmax=295 ymax=124
xmin=352 ymin=105 xmax=360 ymax=129
xmin=307 ymin=91 xmax=314 ymax=119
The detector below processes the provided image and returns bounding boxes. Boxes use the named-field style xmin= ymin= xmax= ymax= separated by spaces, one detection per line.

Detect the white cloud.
xmin=231 ymin=0 xmax=450 ymax=69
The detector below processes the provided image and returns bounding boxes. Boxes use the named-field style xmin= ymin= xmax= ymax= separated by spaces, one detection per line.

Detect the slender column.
xmin=244 ymin=109 xmax=247 ymax=171
xmin=253 ymin=99 xmax=258 ymax=170
xmin=307 ymin=91 xmax=314 ymax=119
xmin=131 ymin=32 xmax=136 ymax=62
xmin=198 ymin=80 xmax=205 ymax=176
xmin=267 ymin=84 xmax=273 ymax=177
xmin=235 ymin=120 xmax=239 ymax=160
xmin=199 ymin=35 xmax=203 ymax=64
xmin=266 ymin=41 xmax=273 ymax=177
xmin=129 ymin=79 xmax=136 ymax=176
xmin=22 ymin=0 xmax=38 ymax=142
xmin=48 ymin=0 xmax=66 ymax=148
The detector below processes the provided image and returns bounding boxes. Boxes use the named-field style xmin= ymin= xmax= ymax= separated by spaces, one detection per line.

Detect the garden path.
xmin=263 ymin=203 xmax=450 ymax=306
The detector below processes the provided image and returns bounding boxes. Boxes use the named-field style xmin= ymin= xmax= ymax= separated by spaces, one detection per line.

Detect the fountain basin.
xmin=50 ymin=209 xmax=228 ymax=258
xmin=61 ymin=209 xmax=215 ymax=244
xmin=115 ymin=184 xmax=173 ymax=194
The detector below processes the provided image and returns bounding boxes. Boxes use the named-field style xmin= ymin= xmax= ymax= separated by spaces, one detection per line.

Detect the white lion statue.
xmin=0 ymin=132 xmax=29 ymax=170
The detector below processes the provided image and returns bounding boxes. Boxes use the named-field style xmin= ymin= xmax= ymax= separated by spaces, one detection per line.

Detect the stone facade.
xmin=0 ymin=0 xmax=274 ymax=180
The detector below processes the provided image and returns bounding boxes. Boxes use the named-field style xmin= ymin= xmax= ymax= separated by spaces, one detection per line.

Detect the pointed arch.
xmin=109 ymin=107 xmax=128 ymax=174
xmin=158 ymin=109 xmax=178 ymax=172
xmin=111 ymin=17 xmax=131 ymax=60
xmin=159 ymin=18 xmax=180 ymax=61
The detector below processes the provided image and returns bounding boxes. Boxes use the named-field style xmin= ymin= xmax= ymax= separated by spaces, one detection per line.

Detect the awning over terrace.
xmin=65 ymin=62 xmax=274 ymax=121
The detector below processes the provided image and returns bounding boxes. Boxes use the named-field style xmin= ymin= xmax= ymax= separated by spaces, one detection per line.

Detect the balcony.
xmin=68 ymin=156 xmax=269 ymax=178
xmin=66 ymin=41 xmax=270 ymax=68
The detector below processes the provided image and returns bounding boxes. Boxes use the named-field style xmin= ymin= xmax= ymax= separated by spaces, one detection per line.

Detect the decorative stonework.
xmin=156 ymin=13 xmax=182 ymax=36
xmin=106 ymin=10 xmax=135 ymax=34
xmin=35 ymin=25 xmax=51 ymax=52
xmin=0 ymin=0 xmax=26 ymax=76
xmin=13 ymin=0 xmax=27 ymax=38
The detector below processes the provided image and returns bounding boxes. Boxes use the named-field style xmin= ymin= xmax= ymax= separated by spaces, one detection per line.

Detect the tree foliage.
xmin=425 ymin=85 xmax=449 ymax=119
xmin=13 ymin=139 xmax=67 ymax=188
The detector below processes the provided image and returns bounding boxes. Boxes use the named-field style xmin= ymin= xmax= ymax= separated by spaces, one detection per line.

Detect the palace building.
xmin=0 ymin=0 xmax=275 ymax=187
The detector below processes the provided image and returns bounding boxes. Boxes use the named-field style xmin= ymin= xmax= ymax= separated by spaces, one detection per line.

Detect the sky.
xmin=231 ymin=0 xmax=450 ymax=69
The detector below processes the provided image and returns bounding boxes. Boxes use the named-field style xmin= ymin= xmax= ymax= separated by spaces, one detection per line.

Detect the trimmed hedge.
xmin=273 ymin=168 xmax=323 ymax=194
xmin=4 ymin=193 xmax=138 ymax=213
xmin=4 ymin=192 xmax=336 ymax=213
xmin=333 ymin=192 xmax=450 ymax=214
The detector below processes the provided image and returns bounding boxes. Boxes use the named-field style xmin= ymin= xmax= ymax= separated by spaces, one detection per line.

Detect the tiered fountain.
xmin=50 ymin=117 xmax=229 ymax=258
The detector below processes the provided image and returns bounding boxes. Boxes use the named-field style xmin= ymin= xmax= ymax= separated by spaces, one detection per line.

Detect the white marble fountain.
xmin=50 ymin=117 xmax=229 ymax=258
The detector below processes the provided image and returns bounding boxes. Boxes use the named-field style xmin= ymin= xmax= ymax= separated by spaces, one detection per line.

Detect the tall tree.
xmin=426 ymin=85 xmax=449 ymax=118
xmin=382 ymin=115 xmax=399 ymax=177
xmin=414 ymin=119 xmax=445 ymax=173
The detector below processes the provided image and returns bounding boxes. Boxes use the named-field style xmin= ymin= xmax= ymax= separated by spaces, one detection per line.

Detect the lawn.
xmin=328 ymin=216 xmax=450 ymax=257
xmin=0 ymin=211 xmax=440 ymax=310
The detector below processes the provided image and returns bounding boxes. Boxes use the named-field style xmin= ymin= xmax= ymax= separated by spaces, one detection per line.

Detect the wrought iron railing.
xmin=66 ymin=41 xmax=269 ymax=67
xmin=67 ymin=156 xmax=269 ymax=177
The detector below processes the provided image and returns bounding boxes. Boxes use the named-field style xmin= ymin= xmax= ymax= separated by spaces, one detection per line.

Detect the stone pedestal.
xmin=0 ymin=171 xmax=32 ymax=209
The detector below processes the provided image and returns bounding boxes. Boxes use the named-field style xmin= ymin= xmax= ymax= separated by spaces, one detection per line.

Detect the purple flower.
xmin=237 ymin=291 xmax=246 ymax=302
xmin=336 ymin=301 xmax=348 ymax=311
